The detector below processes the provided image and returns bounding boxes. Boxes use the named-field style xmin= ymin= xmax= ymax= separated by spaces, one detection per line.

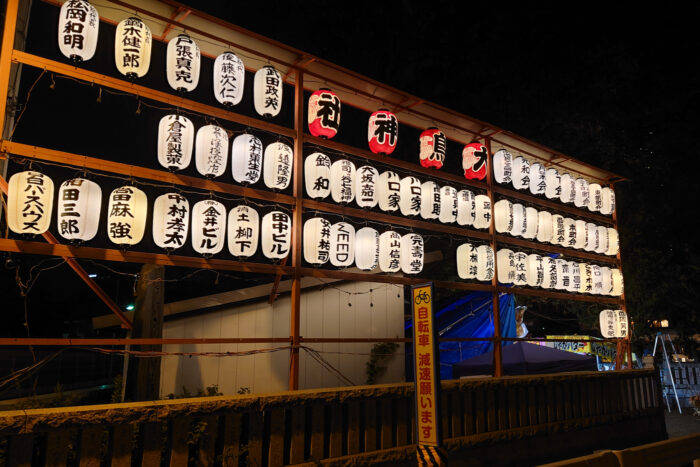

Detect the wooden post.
xmin=125 ymin=264 xmax=164 ymax=401
xmin=485 ymin=137 xmax=503 ymax=377
xmin=0 ymin=0 xmax=18 ymax=135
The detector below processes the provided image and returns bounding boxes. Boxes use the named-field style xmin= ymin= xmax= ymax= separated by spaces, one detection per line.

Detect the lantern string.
xmin=9 ymin=68 xmax=47 ymax=141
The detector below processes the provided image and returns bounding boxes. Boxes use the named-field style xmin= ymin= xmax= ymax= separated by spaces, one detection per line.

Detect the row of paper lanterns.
xmin=493 ymin=150 xmax=616 ymax=215
xmin=304 ymin=153 xmax=492 ymax=228
xmin=495 ymin=248 xmax=624 ymax=296
xmin=494 ymin=199 xmax=619 ymax=256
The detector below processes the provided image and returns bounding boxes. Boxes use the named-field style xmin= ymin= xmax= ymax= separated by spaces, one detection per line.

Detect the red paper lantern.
xmin=462 ymin=142 xmax=488 ymax=180
xmin=419 ymin=127 xmax=446 ymax=169
xmin=308 ymin=88 xmax=340 ymax=139
xmin=368 ymin=109 xmax=398 ymax=155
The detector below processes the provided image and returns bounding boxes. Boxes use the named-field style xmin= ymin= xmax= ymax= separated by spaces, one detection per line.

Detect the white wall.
xmin=159 ymin=281 xmax=405 ymax=397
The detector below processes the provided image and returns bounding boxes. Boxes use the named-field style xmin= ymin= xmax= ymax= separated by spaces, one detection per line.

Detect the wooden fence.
xmin=0 ymin=369 xmax=665 ymax=466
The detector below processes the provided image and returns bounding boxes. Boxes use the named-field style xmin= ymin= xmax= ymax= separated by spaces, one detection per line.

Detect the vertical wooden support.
xmin=141 ymin=422 xmax=163 ymax=467
xmin=329 ymin=404 xmax=343 ymax=457
xmin=347 ymin=400 xmax=360 ymax=455
xmin=441 ymin=391 xmax=450 ymax=439
xmin=486 ymin=388 xmax=497 ymax=431
xmin=247 ymin=412 xmax=264 ymax=467
xmin=222 ymin=414 xmax=242 ymax=467
xmin=169 ymin=418 xmax=189 ymax=467
xmin=111 ymin=424 xmax=133 ymax=467
xmin=528 ymin=386 xmax=537 ymax=425
xmin=497 ymin=387 xmax=508 ymax=430
xmin=463 ymin=389 xmax=474 ymax=436
xmin=310 ymin=404 xmax=325 ymax=460
xmin=290 ymin=406 xmax=305 ymax=463
xmin=364 ymin=399 xmax=377 ymax=452
xmin=0 ymin=0 xmax=18 ymax=133
xmin=396 ymin=398 xmax=408 ymax=446
xmin=610 ymin=182 xmax=633 ymax=369
xmin=9 ymin=434 xmax=33 ymax=467
xmin=475 ymin=388 xmax=486 ymax=433
xmin=79 ymin=426 xmax=103 ymax=467
xmin=508 ymin=387 xmax=518 ymax=429
xmin=197 ymin=416 xmax=219 ymax=467
xmin=268 ymin=409 xmax=285 ymax=467
xmin=451 ymin=391 xmax=464 ymax=437
xmin=45 ymin=429 xmax=70 ymax=467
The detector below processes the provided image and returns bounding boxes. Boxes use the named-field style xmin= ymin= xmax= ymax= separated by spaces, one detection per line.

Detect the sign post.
xmin=411 ymin=283 xmax=447 ymax=466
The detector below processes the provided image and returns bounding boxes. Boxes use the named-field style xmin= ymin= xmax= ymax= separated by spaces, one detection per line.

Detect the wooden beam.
xmin=0 ymin=0 xmax=18 ymax=135
xmin=499 ymin=285 xmax=622 ymax=304
xmin=0 ymin=337 xmax=292 ymax=346
xmin=485 ymin=137 xmax=503 ymax=377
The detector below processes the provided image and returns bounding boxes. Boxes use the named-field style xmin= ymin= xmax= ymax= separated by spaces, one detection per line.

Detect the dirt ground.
xmin=664 ymin=409 xmax=700 ymax=438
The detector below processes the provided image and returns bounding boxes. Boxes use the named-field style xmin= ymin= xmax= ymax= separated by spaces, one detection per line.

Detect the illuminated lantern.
xmin=355 ymin=166 xmax=379 ymax=208
xmin=377 ymin=171 xmax=401 ymax=212
xmin=330 ymin=222 xmax=355 ymax=267
xmin=497 ymin=249 xmax=515 ymax=284
xmin=456 ymin=243 xmax=477 ymax=280
xmin=600 ymin=267 xmax=613 ymax=295
xmin=574 ymin=220 xmax=587 ymax=249
xmin=191 ymin=200 xmax=225 ymax=255
xmin=58 ymin=0 xmax=99 ymax=62
xmin=399 ymin=177 xmax=421 ymax=217
xmin=420 ymin=181 xmax=440 ymax=220
xmin=263 ymin=142 xmax=293 ymax=190
xmin=523 ymin=207 xmax=538 ymax=239
xmin=513 ymin=252 xmax=528 ymax=286
xmin=526 ymin=254 xmax=544 ymax=288
xmin=254 ymin=65 xmax=283 ymax=118
xmin=611 ymin=269 xmax=624 ymax=296
xmin=574 ymin=178 xmax=590 ymax=208
xmin=559 ymin=173 xmax=575 ymax=204
xmin=599 ymin=310 xmax=618 ymax=338
xmin=152 ymin=192 xmax=189 ymax=249
xmin=476 ymin=245 xmax=495 ymax=281
xmin=529 ymin=163 xmax=546 ymax=195
xmin=439 ymin=186 xmax=458 ymax=224
xmin=462 ymin=142 xmax=488 ymax=180
xmin=585 ymin=222 xmax=598 ymax=252
xmin=541 ymin=256 xmax=557 ymax=289
xmin=616 ymin=311 xmax=629 ymax=338
xmin=166 ymin=34 xmax=200 ymax=92
xmin=588 ymin=183 xmax=602 ymax=212
xmin=511 ymin=156 xmax=530 ymax=190
xmin=158 ymin=114 xmax=194 ymax=171
xmin=456 ymin=190 xmax=476 ymax=226
xmin=600 ymin=187 xmax=615 ymax=215
xmin=494 ymin=199 xmax=513 ymax=234
xmin=213 ymin=52 xmax=245 ymax=106
xmin=607 ymin=228 xmax=619 ymax=256
xmin=56 ymin=178 xmax=101 ymax=241
xmin=195 ymin=125 xmax=228 ymax=178
xmin=580 ymin=263 xmax=592 ymax=294
xmin=232 ymin=134 xmax=263 ymax=184
xmin=304 ymin=153 xmax=331 ymax=199
xmin=115 ymin=17 xmax=151 ymax=78
xmin=556 ymin=259 xmax=569 ymax=291
xmin=107 ymin=185 xmax=147 ymax=245
xmin=510 ymin=203 xmax=526 ymax=237
xmin=536 ymin=211 xmax=553 ymax=243
xmin=400 ymin=233 xmax=424 ymax=274
xmin=563 ymin=217 xmax=577 ymax=248
xmin=379 ymin=231 xmax=402 ymax=273
xmin=544 ymin=168 xmax=561 ymax=199
xmin=473 ymin=195 xmax=492 ymax=230
xmin=308 ymin=88 xmax=340 ymax=139
xmin=262 ymin=211 xmax=291 ymax=259
xmin=303 ymin=217 xmax=331 ymax=265
xmin=228 ymin=205 xmax=259 ymax=258
xmin=596 ymin=226 xmax=609 ymax=254
xmin=493 ymin=149 xmax=512 ymax=184
xmin=330 ymin=159 xmax=356 ymax=204
xmin=355 ymin=227 xmax=379 ymax=271
xmin=591 ymin=265 xmax=603 ymax=295
xmin=419 ymin=127 xmax=446 ymax=169
xmin=368 ymin=109 xmax=398 ymax=155
xmin=551 ymin=214 xmax=566 ymax=246
xmin=568 ymin=262 xmax=581 ymax=293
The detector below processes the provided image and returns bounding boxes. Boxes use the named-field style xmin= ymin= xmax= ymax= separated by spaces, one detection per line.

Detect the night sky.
xmin=1 ymin=2 xmax=699 ymax=351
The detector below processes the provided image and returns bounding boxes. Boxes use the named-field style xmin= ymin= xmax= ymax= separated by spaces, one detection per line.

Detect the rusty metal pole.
xmin=485 ymin=137 xmax=503 ymax=377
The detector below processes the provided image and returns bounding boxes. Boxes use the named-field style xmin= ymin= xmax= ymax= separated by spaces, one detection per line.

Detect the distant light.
xmin=88 ymin=273 xmax=97 ymax=278
xmin=661 ymin=320 xmax=669 ymax=328
xmin=125 ymin=304 xmax=135 ymax=311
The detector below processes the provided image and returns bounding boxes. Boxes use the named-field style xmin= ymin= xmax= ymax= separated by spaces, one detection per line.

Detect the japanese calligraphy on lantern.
xmin=107 ymin=185 xmax=147 ymax=245
xmin=303 ymin=217 xmax=331 ymax=265
xmin=355 ymin=165 xmax=378 ymax=208
xmin=355 ymin=227 xmax=379 ymax=271
xmin=419 ymin=181 xmax=440 ymax=220
xmin=438 ymin=186 xmax=458 ymax=224
xmin=368 ymin=109 xmax=398 ymax=155
xmin=456 ymin=190 xmax=476 ymax=226
xmin=529 ymin=162 xmax=546 ymax=195
xmin=456 ymin=243 xmax=478 ymax=280
xmin=262 ymin=211 xmax=291 ymax=259
xmin=401 ymin=233 xmax=424 ymax=274
xmin=411 ymin=283 xmax=441 ymax=447
xmin=378 ymin=231 xmax=402 ymax=273
xmin=166 ymin=33 xmax=200 ymax=92
xmin=473 ymin=194 xmax=491 ymax=230
xmin=231 ymin=134 xmax=263 ymax=184
xmin=462 ymin=142 xmax=488 ymax=180
xmin=544 ymin=168 xmax=560 ymax=199
xmin=476 ymin=245 xmax=495 ymax=282
xmin=330 ymin=222 xmax=355 ymax=267
xmin=377 ymin=171 xmax=401 ymax=212
xmin=157 ymin=114 xmax=194 ymax=171
xmin=511 ymin=156 xmax=530 ymax=190
xmin=560 ymin=173 xmax=575 ymax=204
xmin=263 ymin=142 xmax=293 ymax=190
xmin=115 ymin=17 xmax=151 ymax=78
xmin=227 ymin=205 xmax=259 ymax=257
xmin=57 ymin=178 xmax=101 ymax=241
xmin=330 ymin=159 xmax=356 ymax=204
xmin=308 ymin=88 xmax=341 ymax=139
xmin=493 ymin=149 xmax=512 ymax=184
xmin=419 ymin=127 xmax=446 ymax=169
xmin=58 ymin=0 xmax=99 ymax=62
xmin=304 ymin=153 xmax=331 ymax=199
xmin=192 ymin=200 xmax=226 ymax=255
xmin=213 ymin=52 xmax=245 ymax=106
xmin=254 ymin=65 xmax=283 ymax=118
xmin=195 ymin=125 xmax=229 ymax=178
xmin=7 ymin=171 xmax=54 ymax=235
xmin=399 ymin=177 xmax=421 ymax=217
xmin=152 ymin=192 xmax=189 ymax=249
xmin=599 ymin=310 xmax=628 ymax=339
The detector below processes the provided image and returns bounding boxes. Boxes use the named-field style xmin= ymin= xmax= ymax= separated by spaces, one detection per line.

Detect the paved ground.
xmin=664 ymin=408 xmax=700 ymax=438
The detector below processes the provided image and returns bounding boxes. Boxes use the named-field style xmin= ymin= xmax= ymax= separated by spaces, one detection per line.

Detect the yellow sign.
xmin=412 ymin=284 xmax=440 ymax=447
xmin=546 ymin=335 xmax=617 ymax=362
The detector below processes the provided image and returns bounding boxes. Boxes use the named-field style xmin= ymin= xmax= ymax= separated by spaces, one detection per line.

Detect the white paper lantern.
xmin=228 ymin=205 xmax=259 ymax=257
xmin=355 ymin=166 xmax=379 ymax=208
xmin=456 ymin=243 xmax=477 ymax=280
xmin=400 ymin=233 xmax=424 ymax=274
xmin=529 ymin=163 xmax=546 ymax=195
xmin=473 ymin=195 xmax=492 ymax=230
xmin=511 ymin=156 xmax=530 ymax=190
xmin=563 ymin=217 xmax=577 ymax=249
xmin=558 ymin=259 xmax=571 ymax=291
xmin=232 ymin=134 xmax=263 ymax=184
xmin=58 ymin=0 xmax=99 ymax=62
xmin=213 ymin=52 xmax=245 ymax=106
xmin=439 ymin=186 xmax=458 ymax=224
xmin=600 ymin=187 xmax=615 ymax=216
xmin=399 ymin=177 xmax=422 ymax=217
xmin=574 ymin=220 xmax=587 ymax=249
xmin=262 ymin=211 xmax=291 ymax=259
xmin=152 ymin=192 xmax=189 ymax=249
xmin=551 ymin=214 xmax=566 ymax=246
xmin=559 ymin=173 xmax=575 ymax=204
xmin=599 ymin=309 xmax=627 ymax=338
xmin=513 ymin=252 xmax=528 ymax=286
xmin=191 ymin=200 xmax=225 ymax=255
xmin=355 ymin=227 xmax=379 ymax=271
xmin=544 ymin=168 xmax=561 ymax=199
xmin=456 ymin=190 xmax=476 ymax=226
xmin=420 ymin=181 xmax=440 ymax=220
xmin=303 ymin=217 xmax=331 ymax=265
xmin=195 ymin=124 xmax=229 ymax=178
xmin=166 ymin=34 xmax=200 ymax=92
xmin=588 ymin=183 xmax=602 ymax=212
xmin=377 ymin=171 xmax=401 ymax=212
xmin=523 ymin=207 xmax=538 ymax=239
xmin=611 ymin=269 xmax=624 ymax=296
xmin=574 ymin=178 xmax=590 ymax=208
xmin=510 ymin=203 xmax=526 ymax=237
xmin=54 ymin=178 xmax=100 ymax=241
xmin=157 ymin=114 xmax=194 ymax=171
xmin=305 ymin=153 xmax=331 ymax=199
xmin=607 ymin=228 xmax=619 ymax=256
xmin=330 ymin=222 xmax=355 ymax=267
xmin=551 ymin=259 xmax=565 ymax=290
xmin=526 ymin=254 xmax=544 ymax=287
xmin=585 ymin=222 xmax=598 ymax=252
xmin=476 ymin=245 xmax=495 ymax=282
xmin=330 ymin=159 xmax=356 ymax=204
xmin=492 ymin=149 xmax=512 ymax=184
xmin=497 ymin=249 xmax=515 ymax=284
xmin=541 ymin=256 xmax=557 ymax=289
xmin=568 ymin=262 xmax=581 ymax=293
xmin=536 ymin=211 xmax=553 ymax=243
xmin=115 ymin=17 xmax=151 ymax=78
xmin=600 ymin=266 xmax=613 ymax=296
xmin=494 ymin=199 xmax=513 ymax=234
xmin=379 ymin=231 xmax=402 ymax=273
xmin=591 ymin=265 xmax=603 ymax=295
xmin=616 ymin=310 xmax=629 ymax=338
xmin=596 ymin=225 xmax=609 ymax=254
xmin=263 ymin=142 xmax=293 ymax=190
xmin=580 ymin=263 xmax=592 ymax=294
xmin=254 ymin=65 xmax=283 ymax=118
xmin=107 ymin=185 xmax=147 ymax=245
